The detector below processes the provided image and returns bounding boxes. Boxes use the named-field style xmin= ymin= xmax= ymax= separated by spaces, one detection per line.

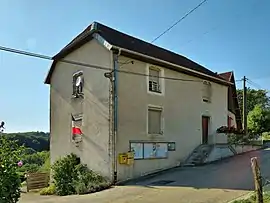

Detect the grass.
xmin=233 ymin=193 xmax=270 ymax=203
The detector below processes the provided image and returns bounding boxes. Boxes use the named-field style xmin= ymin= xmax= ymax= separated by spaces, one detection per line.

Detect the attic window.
xmin=202 ymin=81 xmax=212 ymax=103
xmin=72 ymin=71 xmax=84 ymax=97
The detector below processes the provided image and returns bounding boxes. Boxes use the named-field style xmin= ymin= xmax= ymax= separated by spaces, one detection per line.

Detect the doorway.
xmin=202 ymin=116 xmax=210 ymax=144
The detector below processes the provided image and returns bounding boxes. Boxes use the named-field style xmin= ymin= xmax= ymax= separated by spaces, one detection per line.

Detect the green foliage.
xmin=52 ymin=153 xmax=110 ymax=196
xmin=39 ymin=156 xmax=50 ymax=173
xmin=232 ymin=193 xmax=270 ymax=203
xmin=0 ymin=136 xmax=25 ymax=203
xmin=247 ymin=105 xmax=270 ymax=137
xmin=2 ymin=131 xmax=49 ymax=152
xmin=40 ymin=184 xmax=56 ymax=196
xmin=51 ymin=153 xmax=78 ymax=196
xmin=262 ymin=132 xmax=270 ymax=140
xmin=17 ymin=151 xmax=50 ymax=174
xmin=237 ymin=88 xmax=270 ymax=115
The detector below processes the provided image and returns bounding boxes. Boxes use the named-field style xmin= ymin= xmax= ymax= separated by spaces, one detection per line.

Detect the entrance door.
xmin=202 ymin=116 xmax=209 ymax=144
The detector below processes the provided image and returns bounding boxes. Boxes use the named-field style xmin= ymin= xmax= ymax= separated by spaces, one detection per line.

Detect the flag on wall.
xmin=72 ymin=115 xmax=83 ymax=136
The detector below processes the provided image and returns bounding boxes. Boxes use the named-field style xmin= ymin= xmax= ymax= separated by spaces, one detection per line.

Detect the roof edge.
xmin=112 ymin=45 xmax=233 ymax=86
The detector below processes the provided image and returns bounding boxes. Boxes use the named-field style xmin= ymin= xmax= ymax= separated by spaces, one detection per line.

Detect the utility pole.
xmin=243 ymin=76 xmax=247 ymax=135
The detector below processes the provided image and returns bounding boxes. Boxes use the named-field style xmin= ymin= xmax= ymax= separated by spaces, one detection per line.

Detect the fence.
xmin=26 ymin=172 xmax=49 ymax=192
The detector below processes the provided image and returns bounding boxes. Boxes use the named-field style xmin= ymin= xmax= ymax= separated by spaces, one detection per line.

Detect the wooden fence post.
xmin=251 ymin=157 xmax=263 ymax=203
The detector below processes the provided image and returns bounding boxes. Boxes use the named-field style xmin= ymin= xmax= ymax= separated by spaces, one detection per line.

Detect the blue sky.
xmin=0 ymin=0 xmax=269 ymax=132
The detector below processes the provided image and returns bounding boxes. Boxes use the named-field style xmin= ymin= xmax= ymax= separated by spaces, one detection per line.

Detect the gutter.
xmin=111 ymin=45 xmax=233 ymax=86
xmin=112 ymin=49 xmax=120 ymax=184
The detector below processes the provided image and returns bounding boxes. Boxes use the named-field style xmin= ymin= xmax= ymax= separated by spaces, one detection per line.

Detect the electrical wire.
xmin=150 ymin=0 xmax=208 ymax=43
xmin=247 ymin=78 xmax=270 ymax=92
xmin=0 ymin=45 xmax=203 ymax=82
xmin=119 ymin=0 xmax=208 ymax=68
xmin=179 ymin=0 xmax=262 ymax=48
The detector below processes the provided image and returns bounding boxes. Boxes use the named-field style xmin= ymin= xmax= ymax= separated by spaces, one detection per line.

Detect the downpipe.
xmin=112 ymin=49 xmax=120 ymax=184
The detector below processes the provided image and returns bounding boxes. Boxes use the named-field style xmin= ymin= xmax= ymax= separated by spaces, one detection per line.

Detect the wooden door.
xmin=202 ymin=116 xmax=209 ymax=144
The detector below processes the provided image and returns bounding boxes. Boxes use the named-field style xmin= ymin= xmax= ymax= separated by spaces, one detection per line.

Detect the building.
xmin=218 ymin=71 xmax=242 ymax=130
xmin=44 ymin=22 xmax=237 ymax=183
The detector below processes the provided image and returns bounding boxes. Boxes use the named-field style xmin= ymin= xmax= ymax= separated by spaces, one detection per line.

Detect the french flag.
xmin=72 ymin=116 xmax=83 ymax=137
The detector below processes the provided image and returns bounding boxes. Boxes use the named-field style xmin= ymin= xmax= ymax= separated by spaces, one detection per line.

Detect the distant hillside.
xmin=3 ymin=131 xmax=50 ymax=152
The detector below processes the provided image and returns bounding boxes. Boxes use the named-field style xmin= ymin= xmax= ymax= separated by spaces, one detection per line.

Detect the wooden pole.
xmin=251 ymin=157 xmax=263 ymax=203
xmin=243 ymin=76 xmax=247 ymax=135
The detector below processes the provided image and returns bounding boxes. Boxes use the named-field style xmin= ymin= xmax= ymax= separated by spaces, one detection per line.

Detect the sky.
xmin=0 ymin=0 xmax=270 ymax=133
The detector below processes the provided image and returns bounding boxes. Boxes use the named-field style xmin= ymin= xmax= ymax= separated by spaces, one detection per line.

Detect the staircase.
xmin=184 ymin=144 xmax=214 ymax=166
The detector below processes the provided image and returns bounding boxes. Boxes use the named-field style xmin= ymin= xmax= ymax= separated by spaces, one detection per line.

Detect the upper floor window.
xmin=72 ymin=71 xmax=84 ymax=98
xmin=202 ymin=81 xmax=212 ymax=103
xmin=149 ymin=68 xmax=161 ymax=93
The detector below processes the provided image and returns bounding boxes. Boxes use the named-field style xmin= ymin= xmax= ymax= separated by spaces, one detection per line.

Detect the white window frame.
xmin=146 ymin=104 xmax=164 ymax=137
xmin=202 ymin=80 xmax=212 ymax=103
xmin=146 ymin=64 xmax=165 ymax=96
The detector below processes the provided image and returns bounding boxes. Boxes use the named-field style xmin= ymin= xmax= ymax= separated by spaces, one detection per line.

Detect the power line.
xmin=150 ymin=0 xmax=208 ymax=43
xmin=120 ymin=0 xmax=208 ymax=68
xmin=247 ymin=78 xmax=269 ymax=92
xmin=0 ymin=45 xmax=203 ymax=82
xmin=179 ymin=0 xmax=261 ymax=48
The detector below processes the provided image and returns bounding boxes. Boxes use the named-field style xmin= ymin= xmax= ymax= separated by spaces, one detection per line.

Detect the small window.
xmin=72 ymin=71 xmax=84 ymax=97
xmin=202 ymin=81 xmax=212 ymax=102
xmin=148 ymin=107 xmax=163 ymax=135
xmin=149 ymin=68 xmax=161 ymax=93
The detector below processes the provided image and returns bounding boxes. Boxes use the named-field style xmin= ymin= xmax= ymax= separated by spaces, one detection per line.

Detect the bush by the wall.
xmin=51 ymin=153 xmax=111 ymax=196
xmin=40 ymin=184 xmax=56 ymax=195
xmin=51 ymin=153 xmax=78 ymax=196
xmin=0 ymin=136 xmax=25 ymax=203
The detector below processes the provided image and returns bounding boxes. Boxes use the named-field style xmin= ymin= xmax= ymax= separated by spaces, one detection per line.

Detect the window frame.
xmin=147 ymin=105 xmax=164 ymax=136
xmin=202 ymin=80 xmax=212 ymax=103
xmin=146 ymin=64 xmax=165 ymax=96
xmin=72 ymin=71 xmax=84 ymax=98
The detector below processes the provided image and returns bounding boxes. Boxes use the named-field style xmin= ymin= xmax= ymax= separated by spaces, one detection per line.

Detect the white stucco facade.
xmin=49 ymin=39 xmax=229 ymax=182
xmin=50 ymin=39 xmax=114 ymax=180
xmin=116 ymin=56 xmax=228 ymax=181
xmin=228 ymin=110 xmax=237 ymax=128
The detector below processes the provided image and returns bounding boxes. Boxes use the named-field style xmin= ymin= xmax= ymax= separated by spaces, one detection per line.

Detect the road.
xmin=19 ymin=148 xmax=270 ymax=203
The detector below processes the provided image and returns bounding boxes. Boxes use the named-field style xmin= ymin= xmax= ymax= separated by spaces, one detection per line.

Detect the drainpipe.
xmin=112 ymin=49 xmax=121 ymax=184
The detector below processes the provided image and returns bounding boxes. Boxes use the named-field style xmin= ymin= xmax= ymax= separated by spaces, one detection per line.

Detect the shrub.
xmin=0 ymin=136 xmax=25 ymax=203
xmin=39 ymin=156 xmax=50 ymax=173
xmin=51 ymin=153 xmax=78 ymax=196
xmin=51 ymin=153 xmax=111 ymax=196
xmin=73 ymin=164 xmax=110 ymax=195
xmin=40 ymin=184 xmax=56 ymax=195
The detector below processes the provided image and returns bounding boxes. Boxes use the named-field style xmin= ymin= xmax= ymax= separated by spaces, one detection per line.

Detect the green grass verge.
xmin=233 ymin=193 xmax=270 ymax=203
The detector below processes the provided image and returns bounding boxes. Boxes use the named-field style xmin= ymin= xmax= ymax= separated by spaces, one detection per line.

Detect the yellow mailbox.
xmin=118 ymin=153 xmax=128 ymax=164
xmin=126 ymin=151 xmax=134 ymax=165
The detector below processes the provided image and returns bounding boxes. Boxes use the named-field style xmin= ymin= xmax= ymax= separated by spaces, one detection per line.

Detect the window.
xmin=148 ymin=107 xmax=163 ymax=135
xmin=71 ymin=114 xmax=83 ymax=145
xmin=149 ymin=68 xmax=161 ymax=93
xmin=72 ymin=71 xmax=84 ymax=97
xmin=202 ymin=81 xmax=212 ymax=102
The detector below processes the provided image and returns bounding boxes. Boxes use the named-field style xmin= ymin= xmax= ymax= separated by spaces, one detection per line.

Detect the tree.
xmin=247 ymin=105 xmax=270 ymax=138
xmin=237 ymin=88 xmax=270 ymax=115
xmin=0 ymin=135 xmax=25 ymax=203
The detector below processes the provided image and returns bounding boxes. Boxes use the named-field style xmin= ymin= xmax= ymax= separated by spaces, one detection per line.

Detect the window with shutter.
xmin=148 ymin=108 xmax=162 ymax=135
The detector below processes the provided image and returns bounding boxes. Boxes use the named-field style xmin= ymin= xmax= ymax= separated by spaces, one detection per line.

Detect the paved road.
xmin=19 ymin=148 xmax=270 ymax=203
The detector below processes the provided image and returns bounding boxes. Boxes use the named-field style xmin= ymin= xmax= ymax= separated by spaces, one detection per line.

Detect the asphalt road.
xmin=19 ymin=148 xmax=270 ymax=203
